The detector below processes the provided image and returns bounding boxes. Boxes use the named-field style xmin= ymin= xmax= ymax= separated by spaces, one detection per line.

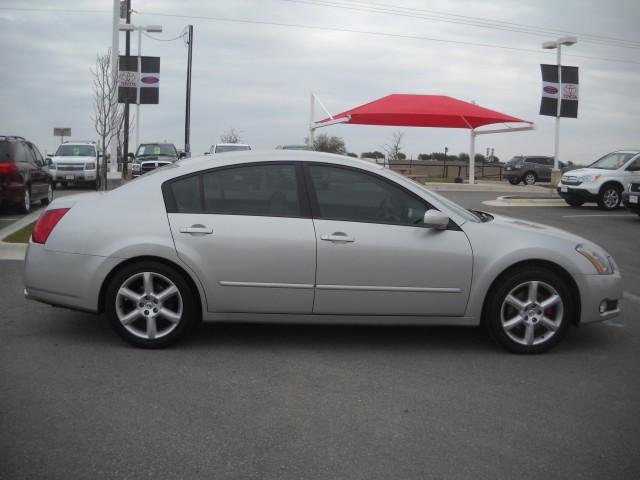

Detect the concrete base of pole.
xmin=551 ymin=168 xmax=562 ymax=187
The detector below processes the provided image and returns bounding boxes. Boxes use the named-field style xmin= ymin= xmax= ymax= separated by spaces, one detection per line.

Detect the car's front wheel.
xmin=485 ymin=268 xmax=573 ymax=354
xmin=508 ymin=178 xmax=520 ymax=185
xmin=597 ymin=185 xmax=622 ymax=210
xmin=105 ymin=261 xmax=198 ymax=348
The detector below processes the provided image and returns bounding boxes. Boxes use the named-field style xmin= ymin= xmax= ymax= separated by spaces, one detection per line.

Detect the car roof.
xmin=60 ymin=141 xmax=96 ymax=146
xmin=214 ymin=143 xmax=251 ymax=147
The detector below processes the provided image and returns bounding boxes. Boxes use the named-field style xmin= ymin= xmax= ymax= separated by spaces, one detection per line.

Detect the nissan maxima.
xmin=24 ymin=151 xmax=622 ymax=353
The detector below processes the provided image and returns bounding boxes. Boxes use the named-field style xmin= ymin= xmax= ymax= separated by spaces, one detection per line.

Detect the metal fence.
xmin=382 ymin=160 xmax=504 ymax=181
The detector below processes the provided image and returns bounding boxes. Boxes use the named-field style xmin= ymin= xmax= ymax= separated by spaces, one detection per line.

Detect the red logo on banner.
xmin=543 ymin=86 xmax=558 ymax=94
xmin=141 ymin=76 xmax=159 ymax=84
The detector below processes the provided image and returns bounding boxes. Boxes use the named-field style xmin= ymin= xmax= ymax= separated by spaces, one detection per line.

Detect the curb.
xmin=482 ymin=195 xmax=567 ymax=207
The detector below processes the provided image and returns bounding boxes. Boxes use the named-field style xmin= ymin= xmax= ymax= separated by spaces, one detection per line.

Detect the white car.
xmin=208 ymin=143 xmax=251 ymax=154
xmin=48 ymin=141 xmax=100 ymax=189
xmin=558 ymin=150 xmax=640 ymax=209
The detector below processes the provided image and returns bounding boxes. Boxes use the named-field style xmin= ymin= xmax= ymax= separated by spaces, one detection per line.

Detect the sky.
xmin=0 ymin=0 xmax=639 ymax=165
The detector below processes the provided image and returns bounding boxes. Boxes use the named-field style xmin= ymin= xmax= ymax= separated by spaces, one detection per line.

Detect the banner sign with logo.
xmin=539 ymin=64 xmax=579 ymax=118
xmin=118 ymin=56 xmax=160 ymax=104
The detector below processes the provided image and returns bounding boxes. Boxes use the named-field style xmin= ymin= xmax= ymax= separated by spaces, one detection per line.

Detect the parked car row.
xmin=503 ymin=155 xmax=567 ymax=185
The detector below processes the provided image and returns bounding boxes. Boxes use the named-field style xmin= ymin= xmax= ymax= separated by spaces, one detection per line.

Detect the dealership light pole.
xmin=542 ymin=36 xmax=577 ymax=185
xmin=119 ymin=23 xmax=163 ymax=151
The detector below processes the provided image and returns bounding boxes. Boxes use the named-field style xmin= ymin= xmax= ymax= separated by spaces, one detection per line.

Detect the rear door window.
xmin=0 ymin=142 xmax=12 ymax=163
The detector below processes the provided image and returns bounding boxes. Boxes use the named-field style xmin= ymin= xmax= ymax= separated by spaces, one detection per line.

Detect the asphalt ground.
xmin=1 ymin=190 xmax=638 ymax=480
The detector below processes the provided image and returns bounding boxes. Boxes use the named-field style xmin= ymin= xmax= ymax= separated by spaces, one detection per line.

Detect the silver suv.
xmin=503 ymin=156 xmax=566 ymax=185
xmin=49 ymin=141 xmax=100 ymax=189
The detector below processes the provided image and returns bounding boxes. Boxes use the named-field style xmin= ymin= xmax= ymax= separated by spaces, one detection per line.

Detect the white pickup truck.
xmin=48 ymin=141 xmax=100 ymax=189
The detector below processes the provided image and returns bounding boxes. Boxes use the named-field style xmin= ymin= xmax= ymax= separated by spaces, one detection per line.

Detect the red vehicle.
xmin=0 ymin=136 xmax=53 ymax=213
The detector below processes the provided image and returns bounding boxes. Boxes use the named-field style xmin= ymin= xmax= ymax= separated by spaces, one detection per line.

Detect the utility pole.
xmin=184 ymin=25 xmax=193 ymax=156
xmin=123 ymin=0 xmax=131 ymax=175
xmin=110 ymin=0 xmax=120 ymax=190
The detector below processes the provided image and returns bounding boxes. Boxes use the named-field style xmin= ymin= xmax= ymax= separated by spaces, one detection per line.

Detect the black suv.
xmin=129 ymin=143 xmax=186 ymax=178
xmin=622 ymin=182 xmax=640 ymax=215
xmin=503 ymin=156 xmax=566 ymax=185
xmin=0 ymin=136 xmax=53 ymax=213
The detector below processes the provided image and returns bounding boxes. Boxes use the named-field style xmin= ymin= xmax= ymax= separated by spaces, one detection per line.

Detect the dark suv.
xmin=503 ymin=156 xmax=566 ymax=185
xmin=622 ymin=182 xmax=640 ymax=215
xmin=0 ymin=136 xmax=53 ymax=213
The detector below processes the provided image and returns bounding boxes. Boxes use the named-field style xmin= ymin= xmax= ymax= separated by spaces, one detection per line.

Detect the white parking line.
xmin=623 ymin=290 xmax=640 ymax=305
xmin=561 ymin=214 xmax=637 ymax=218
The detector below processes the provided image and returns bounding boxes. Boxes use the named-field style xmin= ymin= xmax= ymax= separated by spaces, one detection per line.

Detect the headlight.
xmin=576 ymin=243 xmax=614 ymax=274
xmin=85 ymin=162 xmax=96 ymax=170
xmin=132 ymin=162 xmax=141 ymax=172
xmin=578 ymin=174 xmax=601 ymax=183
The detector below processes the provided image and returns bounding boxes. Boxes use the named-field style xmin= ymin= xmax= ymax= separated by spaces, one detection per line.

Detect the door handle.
xmin=179 ymin=225 xmax=213 ymax=235
xmin=320 ymin=232 xmax=355 ymax=243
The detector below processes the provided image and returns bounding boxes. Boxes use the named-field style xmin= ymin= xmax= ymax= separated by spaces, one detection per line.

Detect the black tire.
xmin=105 ymin=261 xmax=198 ymax=348
xmin=564 ymin=199 xmax=584 ymax=207
xmin=18 ymin=186 xmax=31 ymax=214
xmin=41 ymin=182 xmax=53 ymax=206
xmin=60 ymin=181 xmax=68 ymax=189
xmin=508 ymin=178 xmax=521 ymax=185
xmin=597 ymin=184 xmax=622 ymax=210
xmin=523 ymin=171 xmax=537 ymax=185
xmin=484 ymin=267 xmax=573 ymax=354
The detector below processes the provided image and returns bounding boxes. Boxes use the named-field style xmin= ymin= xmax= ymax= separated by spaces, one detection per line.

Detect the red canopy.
xmin=320 ymin=94 xmax=527 ymax=129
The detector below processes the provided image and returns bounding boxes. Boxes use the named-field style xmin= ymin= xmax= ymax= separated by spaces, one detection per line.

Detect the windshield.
xmin=589 ymin=152 xmax=636 ymax=170
xmin=137 ymin=144 xmax=177 ymax=157
xmin=55 ymin=144 xmax=96 ymax=157
xmin=388 ymin=171 xmax=480 ymax=223
xmin=507 ymin=156 xmax=524 ymax=166
xmin=213 ymin=145 xmax=251 ymax=153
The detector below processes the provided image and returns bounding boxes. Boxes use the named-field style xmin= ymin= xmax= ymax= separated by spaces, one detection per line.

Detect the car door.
xmin=28 ymin=143 xmax=48 ymax=197
xmin=165 ymin=162 xmax=317 ymax=314
xmin=622 ymin=156 xmax=640 ymax=188
xmin=306 ymin=163 xmax=473 ymax=316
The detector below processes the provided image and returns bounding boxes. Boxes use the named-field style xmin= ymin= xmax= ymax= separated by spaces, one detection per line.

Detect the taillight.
xmin=0 ymin=163 xmax=18 ymax=174
xmin=32 ymin=208 xmax=70 ymax=244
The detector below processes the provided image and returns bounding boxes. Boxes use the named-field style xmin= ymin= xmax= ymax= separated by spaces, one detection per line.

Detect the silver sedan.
xmin=24 ymin=151 xmax=622 ymax=353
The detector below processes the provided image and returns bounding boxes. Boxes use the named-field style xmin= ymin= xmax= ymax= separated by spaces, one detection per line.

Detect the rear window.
xmin=0 ymin=142 xmax=12 ymax=163
xmin=213 ymin=145 xmax=251 ymax=153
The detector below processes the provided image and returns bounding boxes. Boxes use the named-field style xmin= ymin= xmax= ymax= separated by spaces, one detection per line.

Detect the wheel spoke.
xmin=118 ymin=287 xmax=142 ymax=303
xmin=540 ymin=294 xmax=560 ymax=310
xmin=505 ymin=295 xmax=526 ymax=311
xmin=143 ymin=272 xmax=154 ymax=295
xmin=120 ymin=309 xmax=140 ymax=325
xmin=527 ymin=281 xmax=539 ymax=303
xmin=156 ymin=285 xmax=178 ymax=302
xmin=503 ymin=315 xmax=523 ymax=330
xmin=146 ymin=316 xmax=157 ymax=339
xmin=540 ymin=316 xmax=559 ymax=331
xmin=159 ymin=308 xmax=181 ymax=324
xmin=523 ymin=323 xmax=535 ymax=345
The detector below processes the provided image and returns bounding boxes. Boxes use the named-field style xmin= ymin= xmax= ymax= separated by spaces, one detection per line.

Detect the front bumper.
xmin=51 ymin=170 xmax=97 ymax=182
xmin=557 ymin=185 xmax=599 ymax=202
xmin=622 ymin=192 xmax=640 ymax=213
xmin=502 ymin=169 xmax=523 ymax=180
xmin=573 ymin=271 xmax=623 ymax=324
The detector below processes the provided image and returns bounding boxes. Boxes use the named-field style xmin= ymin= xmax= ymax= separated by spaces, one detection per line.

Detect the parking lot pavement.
xmin=1 ymin=190 xmax=638 ymax=480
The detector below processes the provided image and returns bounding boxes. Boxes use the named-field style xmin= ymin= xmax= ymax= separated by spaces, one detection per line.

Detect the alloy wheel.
xmin=500 ymin=280 xmax=563 ymax=346
xmin=524 ymin=173 xmax=536 ymax=185
xmin=602 ymin=188 xmax=620 ymax=209
xmin=24 ymin=188 xmax=30 ymax=212
xmin=115 ymin=271 xmax=183 ymax=340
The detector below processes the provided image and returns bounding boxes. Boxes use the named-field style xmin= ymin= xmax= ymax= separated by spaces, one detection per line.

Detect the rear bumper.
xmin=0 ymin=182 xmax=25 ymax=205
xmin=573 ymin=271 xmax=623 ymax=324
xmin=23 ymin=242 xmax=120 ymax=312
xmin=622 ymin=192 xmax=640 ymax=213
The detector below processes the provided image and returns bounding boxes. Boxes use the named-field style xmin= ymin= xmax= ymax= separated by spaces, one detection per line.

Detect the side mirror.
xmin=179 ymin=152 xmax=187 ymax=159
xmin=626 ymin=165 xmax=640 ymax=172
xmin=423 ymin=210 xmax=449 ymax=230
xmin=127 ymin=152 xmax=135 ymax=159
xmin=203 ymin=152 xmax=210 ymax=155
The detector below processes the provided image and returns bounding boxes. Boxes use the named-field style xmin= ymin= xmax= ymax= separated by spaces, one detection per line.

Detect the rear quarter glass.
xmin=0 ymin=142 xmax=12 ymax=162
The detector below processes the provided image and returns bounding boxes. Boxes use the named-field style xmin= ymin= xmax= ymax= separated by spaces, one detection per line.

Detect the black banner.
xmin=118 ymin=56 xmax=160 ymax=104
xmin=540 ymin=64 xmax=579 ymax=118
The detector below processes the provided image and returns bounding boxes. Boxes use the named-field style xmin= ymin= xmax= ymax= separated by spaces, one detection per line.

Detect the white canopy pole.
xmin=469 ymin=129 xmax=476 ymax=185
xmin=309 ymin=92 xmax=315 ymax=146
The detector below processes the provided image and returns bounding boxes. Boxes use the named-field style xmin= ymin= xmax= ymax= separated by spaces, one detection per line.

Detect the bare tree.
xmin=382 ymin=131 xmax=405 ymax=164
xmin=311 ymin=134 xmax=347 ymax=155
xmin=220 ymin=128 xmax=242 ymax=143
xmin=91 ymin=49 xmax=124 ymax=190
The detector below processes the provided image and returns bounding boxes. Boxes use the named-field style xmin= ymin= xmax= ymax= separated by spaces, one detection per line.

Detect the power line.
xmin=279 ymin=0 xmax=640 ymax=49
xmin=1 ymin=6 xmax=639 ymax=65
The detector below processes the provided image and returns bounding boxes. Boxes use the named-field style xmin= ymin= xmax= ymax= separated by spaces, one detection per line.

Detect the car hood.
xmin=562 ymin=167 xmax=611 ymax=177
xmin=477 ymin=212 xmax=590 ymax=245
xmin=136 ymin=156 xmax=176 ymax=162
xmin=52 ymin=156 xmax=95 ymax=163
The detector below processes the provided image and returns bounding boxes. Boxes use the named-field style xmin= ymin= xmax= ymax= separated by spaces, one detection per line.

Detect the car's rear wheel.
xmin=597 ymin=185 xmax=621 ymax=210
xmin=41 ymin=182 xmax=53 ymax=206
xmin=564 ymin=198 xmax=584 ymax=207
xmin=485 ymin=268 xmax=572 ymax=354
xmin=523 ymin=172 xmax=537 ymax=185
xmin=508 ymin=178 xmax=521 ymax=185
xmin=105 ymin=262 xmax=197 ymax=348
xmin=19 ymin=186 xmax=31 ymax=213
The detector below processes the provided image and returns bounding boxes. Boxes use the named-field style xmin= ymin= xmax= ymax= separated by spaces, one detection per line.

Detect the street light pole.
xmin=542 ymin=36 xmax=577 ymax=185
xmin=110 ymin=0 xmax=120 ymax=188
xmin=184 ymin=25 xmax=193 ymax=156
xmin=123 ymin=0 xmax=131 ymax=175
